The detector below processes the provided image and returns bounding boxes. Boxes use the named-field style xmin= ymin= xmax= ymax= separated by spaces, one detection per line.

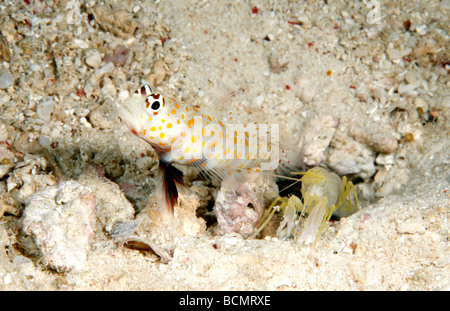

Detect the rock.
xmin=386 ymin=47 xmax=412 ymax=60
xmin=405 ymin=70 xmax=422 ymax=85
xmin=350 ymin=122 xmax=399 ymax=154
xmin=178 ymin=192 xmax=207 ymax=236
xmin=100 ymin=77 xmax=117 ymax=98
xmin=29 ymin=64 xmax=41 ymax=72
xmin=103 ymin=46 xmax=129 ymax=67
xmin=84 ymin=49 xmax=102 ymax=68
xmin=6 ymin=154 xmax=57 ymax=204
xmin=215 ymin=173 xmax=278 ymax=238
xmin=414 ymin=24 xmax=427 ymax=36
xmin=397 ymin=83 xmax=419 ymax=96
xmin=12 ymin=255 xmax=36 ymax=277
xmin=0 ymin=35 xmax=11 ymax=62
xmin=36 ymin=99 xmax=54 ymax=122
xmin=109 ymin=219 xmax=141 ymax=238
xmin=92 ymin=62 xmax=115 ymax=82
xmin=0 ymin=163 xmax=14 ymax=179
xmin=135 ymin=156 xmax=153 ymax=170
xmin=413 ymin=97 xmax=429 ymax=120
xmin=326 ymin=131 xmax=376 ymax=180
xmin=78 ymin=167 xmax=135 ymax=233
xmin=375 ymin=153 xmax=395 ymax=166
xmin=84 ymin=62 xmax=115 ymax=97
xmin=374 ymin=167 xmax=409 ymax=197
xmin=0 ymin=119 xmax=10 ymax=141
xmin=301 ymin=115 xmax=339 ymax=166
xmin=88 ymin=100 xmax=116 ymax=129
xmin=20 ymin=181 xmax=96 ymax=272
xmin=12 ymin=132 xmax=44 ymax=154
xmin=368 ymin=135 xmax=399 ymax=153
xmin=147 ymin=59 xmax=167 ymax=87
xmin=0 ymin=68 xmax=14 ymax=89
xmin=92 ymin=5 xmax=138 ymax=39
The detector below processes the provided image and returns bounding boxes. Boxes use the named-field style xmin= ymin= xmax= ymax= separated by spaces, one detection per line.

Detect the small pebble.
xmin=0 ymin=68 xmax=14 ymax=89
xmin=147 ymin=59 xmax=167 ymax=86
xmin=92 ymin=62 xmax=115 ymax=81
xmin=103 ymin=46 xmax=129 ymax=67
xmin=36 ymin=99 xmax=54 ymax=122
xmin=84 ymin=49 xmax=102 ymax=68
xmin=415 ymin=24 xmax=427 ymax=36
xmin=29 ymin=64 xmax=41 ymax=72
xmin=109 ymin=219 xmax=141 ymax=238
xmin=386 ymin=47 xmax=412 ymax=60
xmin=100 ymin=77 xmax=117 ymax=97
xmin=375 ymin=153 xmax=395 ymax=166
xmin=369 ymin=135 xmax=399 ymax=153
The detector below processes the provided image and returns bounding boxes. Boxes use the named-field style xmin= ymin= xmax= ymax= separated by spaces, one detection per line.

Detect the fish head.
xmin=117 ymin=85 xmax=186 ymax=149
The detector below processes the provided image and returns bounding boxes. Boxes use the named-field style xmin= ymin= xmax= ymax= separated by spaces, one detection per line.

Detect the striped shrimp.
xmin=117 ymin=85 xmax=301 ymax=218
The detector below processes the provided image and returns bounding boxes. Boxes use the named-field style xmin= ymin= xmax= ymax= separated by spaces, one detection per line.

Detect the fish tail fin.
xmin=155 ymin=161 xmax=186 ymax=218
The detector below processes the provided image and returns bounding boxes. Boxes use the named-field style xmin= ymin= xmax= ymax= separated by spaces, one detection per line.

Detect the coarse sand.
xmin=0 ymin=0 xmax=448 ymax=290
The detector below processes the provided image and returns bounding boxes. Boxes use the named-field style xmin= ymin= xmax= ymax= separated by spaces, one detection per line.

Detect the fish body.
xmin=118 ymin=85 xmax=295 ymax=216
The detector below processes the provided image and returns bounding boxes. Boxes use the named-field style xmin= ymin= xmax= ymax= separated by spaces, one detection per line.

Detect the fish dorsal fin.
xmin=201 ymin=88 xmax=268 ymax=125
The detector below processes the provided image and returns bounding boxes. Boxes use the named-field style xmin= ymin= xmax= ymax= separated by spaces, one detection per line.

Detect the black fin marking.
xmin=158 ymin=160 xmax=186 ymax=216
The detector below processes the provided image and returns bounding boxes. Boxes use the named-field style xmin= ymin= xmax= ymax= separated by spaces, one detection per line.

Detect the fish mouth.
xmin=116 ymin=95 xmax=147 ymax=131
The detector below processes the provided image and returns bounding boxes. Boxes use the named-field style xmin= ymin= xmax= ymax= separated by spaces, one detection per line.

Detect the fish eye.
xmin=151 ymin=101 xmax=160 ymax=110
xmin=145 ymin=96 xmax=163 ymax=112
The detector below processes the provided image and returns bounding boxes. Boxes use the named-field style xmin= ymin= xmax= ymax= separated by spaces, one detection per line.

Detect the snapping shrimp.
xmin=253 ymin=167 xmax=360 ymax=245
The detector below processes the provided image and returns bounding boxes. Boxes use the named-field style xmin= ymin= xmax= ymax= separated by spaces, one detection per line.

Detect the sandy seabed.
xmin=0 ymin=0 xmax=449 ymax=290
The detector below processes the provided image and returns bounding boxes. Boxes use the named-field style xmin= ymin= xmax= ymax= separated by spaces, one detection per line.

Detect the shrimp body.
xmin=254 ymin=167 xmax=360 ymax=245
